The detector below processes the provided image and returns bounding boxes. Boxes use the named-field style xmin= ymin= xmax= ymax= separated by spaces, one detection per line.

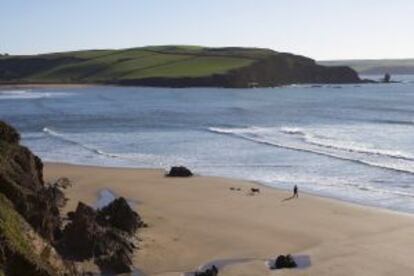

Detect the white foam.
xmin=280 ymin=127 xmax=306 ymax=136
xmin=0 ymin=90 xmax=72 ymax=100
xmin=280 ymin=126 xmax=414 ymax=161
xmin=21 ymin=125 xmax=414 ymax=213
xmin=42 ymin=127 xmax=187 ymax=168
xmin=208 ymin=126 xmax=414 ymax=175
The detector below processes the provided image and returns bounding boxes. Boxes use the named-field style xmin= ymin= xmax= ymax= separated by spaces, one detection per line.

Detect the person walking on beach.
xmin=281 ymin=185 xmax=299 ymax=202
xmin=293 ymin=185 xmax=299 ymax=198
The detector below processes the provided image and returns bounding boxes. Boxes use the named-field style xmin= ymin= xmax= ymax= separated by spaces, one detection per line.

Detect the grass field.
xmin=0 ymin=46 xmax=361 ymax=86
xmin=0 ymin=46 xmax=270 ymax=83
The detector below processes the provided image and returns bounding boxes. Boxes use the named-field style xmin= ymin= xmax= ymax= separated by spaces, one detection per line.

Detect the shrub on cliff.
xmin=0 ymin=121 xmax=20 ymax=144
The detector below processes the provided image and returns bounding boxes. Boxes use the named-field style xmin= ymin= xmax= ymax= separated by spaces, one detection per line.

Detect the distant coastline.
xmin=0 ymin=45 xmax=362 ymax=88
xmin=319 ymin=58 xmax=414 ymax=75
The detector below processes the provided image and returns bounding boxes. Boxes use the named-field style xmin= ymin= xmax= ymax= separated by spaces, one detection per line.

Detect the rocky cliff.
xmin=0 ymin=121 xmax=143 ymax=275
xmin=0 ymin=121 xmax=71 ymax=275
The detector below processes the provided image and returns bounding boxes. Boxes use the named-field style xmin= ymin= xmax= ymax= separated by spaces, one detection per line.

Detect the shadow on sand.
xmin=282 ymin=195 xmax=297 ymax=202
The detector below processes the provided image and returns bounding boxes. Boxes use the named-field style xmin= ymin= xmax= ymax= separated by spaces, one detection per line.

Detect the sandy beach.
xmin=44 ymin=163 xmax=414 ymax=276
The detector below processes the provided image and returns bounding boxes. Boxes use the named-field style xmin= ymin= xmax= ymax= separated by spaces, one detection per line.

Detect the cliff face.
xmin=0 ymin=122 xmax=61 ymax=242
xmin=0 ymin=121 xmax=143 ymax=275
xmin=0 ymin=122 xmax=71 ymax=275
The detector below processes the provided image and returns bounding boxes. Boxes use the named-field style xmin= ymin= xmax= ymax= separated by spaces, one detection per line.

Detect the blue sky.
xmin=1 ymin=0 xmax=413 ymax=60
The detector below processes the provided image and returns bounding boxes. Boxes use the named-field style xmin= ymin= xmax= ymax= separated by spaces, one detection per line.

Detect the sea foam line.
xmin=43 ymin=127 xmax=123 ymax=158
xmin=42 ymin=127 xmax=174 ymax=167
xmin=208 ymin=126 xmax=414 ymax=175
xmin=280 ymin=126 xmax=414 ymax=161
xmin=0 ymin=90 xmax=72 ymax=100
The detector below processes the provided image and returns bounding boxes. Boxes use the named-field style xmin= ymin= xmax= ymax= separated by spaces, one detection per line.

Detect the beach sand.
xmin=45 ymin=163 xmax=414 ymax=275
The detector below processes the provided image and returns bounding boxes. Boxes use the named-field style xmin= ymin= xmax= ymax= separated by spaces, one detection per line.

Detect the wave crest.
xmin=208 ymin=126 xmax=414 ymax=175
xmin=42 ymin=127 xmax=180 ymax=167
xmin=281 ymin=127 xmax=414 ymax=161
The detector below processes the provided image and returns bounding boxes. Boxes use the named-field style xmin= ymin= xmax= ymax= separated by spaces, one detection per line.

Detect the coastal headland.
xmin=0 ymin=46 xmax=361 ymax=88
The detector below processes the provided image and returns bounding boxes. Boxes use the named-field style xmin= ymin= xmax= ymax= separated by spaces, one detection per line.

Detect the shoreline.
xmin=44 ymin=162 xmax=414 ymax=275
xmin=0 ymin=81 xmax=375 ymax=91
xmin=0 ymin=83 xmax=97 ymax=90
xmin=44 ymin=161 xmax=413 ymax=217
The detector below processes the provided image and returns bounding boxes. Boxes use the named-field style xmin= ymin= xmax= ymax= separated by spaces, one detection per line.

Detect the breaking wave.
xmin=208 ymin=126 xmax=414 ymax=175
xmin=42 ymin=127 xmax=182 ymax=167
xmin=0 ymin=90 xmax=71 ymax=100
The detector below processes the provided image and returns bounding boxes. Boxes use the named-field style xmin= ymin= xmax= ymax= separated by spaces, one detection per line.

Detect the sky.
xmin=1 ymin=0 xmax=413 ymax=60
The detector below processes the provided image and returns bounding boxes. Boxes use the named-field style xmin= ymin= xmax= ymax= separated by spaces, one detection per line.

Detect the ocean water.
xmin=2 ymin=75 xmax=414 ymax=213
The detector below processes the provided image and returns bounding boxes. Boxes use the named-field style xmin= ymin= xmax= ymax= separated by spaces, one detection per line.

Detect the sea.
xmin=1 ymin=75 xmax=414 ymax=213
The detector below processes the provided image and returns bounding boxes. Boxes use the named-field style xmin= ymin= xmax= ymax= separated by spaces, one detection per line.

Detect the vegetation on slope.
xmin=0 ymin=121 xmax=70 ymax=275
xmin=0 ymin=193 xmax=58 ymax=275
xmin=0 ymin=46 xmax=361 ymax=87
xmin=0 ymin=121 xmax=144 ymax=275
xmin=0 ymin=46 xmax=256 ymax=83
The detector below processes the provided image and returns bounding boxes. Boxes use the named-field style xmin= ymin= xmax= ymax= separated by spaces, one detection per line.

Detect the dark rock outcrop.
xmin=195 ymin=265 xmax=219 ymax=276
xmin=59 ymin=200 xmax=141 ymax=274
xmin=97 ymin=197 xmax=143 ymax=234
xmin=59 ymin=202 xmax=100 ymax=260
xmin=166 ymin=166 xmax=193 ymax=177
xmin=272 ymin=254 xmax=297 ymax=269
xmin=383 ymin=73 xmax=391 ymax=83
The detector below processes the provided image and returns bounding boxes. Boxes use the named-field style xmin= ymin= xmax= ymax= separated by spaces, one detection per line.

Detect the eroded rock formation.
xmin=0 ymin=121 xmax=143 ymax=275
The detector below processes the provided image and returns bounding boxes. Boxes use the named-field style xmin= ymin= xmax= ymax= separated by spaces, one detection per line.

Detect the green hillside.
xmin=0 ymin=46 xmax=260 ymax=82
xmin=319 ymin=59 xmax=414 ymax=75
xmin=0 ymin=46 xmax=361 ymax=87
